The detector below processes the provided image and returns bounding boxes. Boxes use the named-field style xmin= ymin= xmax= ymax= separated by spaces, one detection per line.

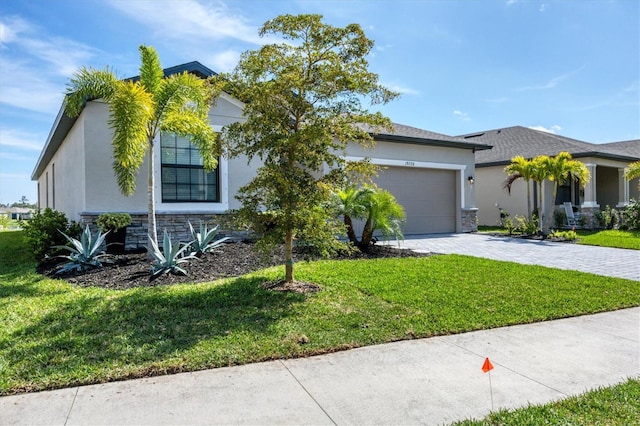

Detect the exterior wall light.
xmin=467 ymin=176 xmax=474 ymax=185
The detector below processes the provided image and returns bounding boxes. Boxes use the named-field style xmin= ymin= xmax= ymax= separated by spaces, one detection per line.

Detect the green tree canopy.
xmin=218 ymin=14 xmax=398 ymax=283
xmin=64 ymin=46 xmax=219 ymax=247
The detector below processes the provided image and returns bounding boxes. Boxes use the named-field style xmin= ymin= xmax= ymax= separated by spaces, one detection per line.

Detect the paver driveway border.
xmin=391 ymin=233 xmax=640 ymax=281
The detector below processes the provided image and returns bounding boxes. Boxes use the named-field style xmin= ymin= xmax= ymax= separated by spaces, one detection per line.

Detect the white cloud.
xmin=0 ymin=128 xmax=46 ymax=151
xmin=107 ymin=0 xmax=272 ymax=46
xmin=202 ymin=50 xmax=243 ymax=73
xmin=486 ymin=97 xmax=508 ymax=104
xmin=453 ymin=110 xmax=470 ymax=121
xmin=382 ymin=82 xmax=420 ymax=96
xmin=539 ymin=4 xmax=547 ymax=12
xmin=506 ymin=0 xmax=519 ymax=5
xmin=0 ymin=16 xmax=100 ymax=115
xmin=515 ymin=67 xmax=583 ymax=92
xmin=529 ymin=125 xmax=562 ymax=134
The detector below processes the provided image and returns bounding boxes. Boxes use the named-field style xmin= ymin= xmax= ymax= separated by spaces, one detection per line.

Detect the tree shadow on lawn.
xmin=4 ymin=275 xmax=305 ymax=393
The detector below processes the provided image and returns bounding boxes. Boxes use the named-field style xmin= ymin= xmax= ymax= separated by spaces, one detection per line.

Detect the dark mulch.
xmin=37 ymin=242 xmax=431 ymax=290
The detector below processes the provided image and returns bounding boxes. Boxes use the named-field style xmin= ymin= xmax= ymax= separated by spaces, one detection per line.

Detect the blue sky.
xmin=1 ymin=0 xmax=638 ymax=205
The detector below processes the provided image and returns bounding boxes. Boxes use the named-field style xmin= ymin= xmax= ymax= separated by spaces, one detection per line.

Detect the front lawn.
xmin=457 ymin=378 xmax=640 ymax=425
xmin=577 ymin=229 xmax=640 ymax=250
xmin=2 ymin=231 xmax=639 ymax=395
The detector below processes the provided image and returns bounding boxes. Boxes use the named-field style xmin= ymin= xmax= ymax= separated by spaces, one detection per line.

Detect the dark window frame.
xmin=160 ymin=133 xmax=220 ymax=203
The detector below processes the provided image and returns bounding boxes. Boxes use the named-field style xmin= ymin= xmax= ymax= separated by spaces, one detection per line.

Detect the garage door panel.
xmin=374 ymin=167 xmax=456 ymax=234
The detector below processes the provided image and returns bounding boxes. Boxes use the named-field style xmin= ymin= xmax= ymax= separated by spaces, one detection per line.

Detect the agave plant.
xmin=148 ymin=229 xmax=198 ymax=278
xmin=188 ymin=221 xmax=230 ymax=256
xmin=54 ymin=225 xmax=110 ymax=274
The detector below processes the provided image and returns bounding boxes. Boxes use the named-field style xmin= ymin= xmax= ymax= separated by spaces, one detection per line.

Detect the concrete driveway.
xmin=390 ymin=233 xmax=640 ymax=281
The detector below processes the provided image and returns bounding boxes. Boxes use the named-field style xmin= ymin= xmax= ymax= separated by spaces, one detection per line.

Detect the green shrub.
xmin=96 ymin=212 xmax=132 ymax=231
xmin=514 ymin=214 xmax=539 ymax=235
xmin=621 ymin=199 xmax=640 ymax=230
xmin=553 ymin=209 xmax=567 ymax=228
xmin=21 ymin=208 xmax=82 ymax=261
xmin=188 ymin=221 xmax=230 ymax=256
xmin=0 ymin=215 xmax=10 ymax=229
xmin=548 ymin=230 xmax=578 ymax=241
xmin=595 ymin=205 xmax=621 ymax=230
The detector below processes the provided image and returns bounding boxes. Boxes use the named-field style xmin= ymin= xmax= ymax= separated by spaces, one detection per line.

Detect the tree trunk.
xmin=284 ymin=228 xmax=294 ymax=283
xmin=359 ymin=216 xmax=374 ymax=251
xmin=526 ymin=180 xmax=532 ymax=220
xmin=147 ymin=140 xmax=158 ymax=253
xmin=344 ymin=214 xmax=358 ymax=245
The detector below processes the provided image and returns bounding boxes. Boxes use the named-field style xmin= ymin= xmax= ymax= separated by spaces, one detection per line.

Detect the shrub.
xmin=548 ymin=230 xmax=578 ymax=241
xmin=514 ymin=214 xmax=539 ymax=235
xmin=21 ymin=208 xmax=82 ymax=261
xmin=595 ymin=205 xmax=621 ymax=230
xmin=54 ymin=225 xmax=110 ymax=274
xmin=621 ymin=199 xmax=640 ymax=230
xmin=0 ymin=215 xmax=11 ymax=229
xmin=96 ymin=212 xmax=132 ymax=231
xmin=553 ymin=209 xmax=566 ymax=228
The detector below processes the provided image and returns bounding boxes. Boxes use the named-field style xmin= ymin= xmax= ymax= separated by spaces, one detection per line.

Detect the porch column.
xmin=616 ymin=168 xmax=630 ymax=208
xmin=581 ymin=163 xmax=599 ymax=208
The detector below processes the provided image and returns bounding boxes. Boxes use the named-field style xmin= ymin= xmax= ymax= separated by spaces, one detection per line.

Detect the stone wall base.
xmin=461 ymin=208 xmax=478 ymax=233
xmin=81 ymin=212 xmax=242 ymax=251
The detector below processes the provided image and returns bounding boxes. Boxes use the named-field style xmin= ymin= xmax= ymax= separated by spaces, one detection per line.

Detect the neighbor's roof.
xmin=458 ymin=126 xmax=639 ymax=166
xmin=31 ymin=62 xmax=217 ymax=181
xmin=361 ymin=122 xmax=492 ymax=152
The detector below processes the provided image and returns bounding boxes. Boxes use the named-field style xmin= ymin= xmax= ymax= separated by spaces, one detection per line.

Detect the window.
xmin=46 ymin=171 xmax=49 ymax=208
xmin=52 ymin=163 xmax=56 ymax=209
xmin=160 ymin=133 xmax=219 ymax=202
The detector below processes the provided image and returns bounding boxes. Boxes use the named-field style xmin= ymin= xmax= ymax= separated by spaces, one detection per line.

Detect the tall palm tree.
xmin=539 ymin=152 xmax=590 ymax=230
xmin=625 ymin=161 xmax=640 ymax=190
xmin=504 ymin=156 xmax=536 ymax=219
xmin=64 ymin=45 xmax=219 ymax=249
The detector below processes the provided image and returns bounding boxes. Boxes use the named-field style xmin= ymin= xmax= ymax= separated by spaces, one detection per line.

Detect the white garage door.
xmin=374 ymin=166 xmax=457 ymax=234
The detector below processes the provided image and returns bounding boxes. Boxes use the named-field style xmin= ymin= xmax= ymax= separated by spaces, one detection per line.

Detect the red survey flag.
xmin=482 ymin=357 xmax=494 ymax=373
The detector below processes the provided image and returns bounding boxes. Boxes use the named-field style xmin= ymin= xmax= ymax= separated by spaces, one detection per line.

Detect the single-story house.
xmin=32 ymin=61 xmax=491 ymax=248
xmin=457 ymin=126 xmax=640 ymax=227
xmin=0 ymin=207 xmax=34 ymax=220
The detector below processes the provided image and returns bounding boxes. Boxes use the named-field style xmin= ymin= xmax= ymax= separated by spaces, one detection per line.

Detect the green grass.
xmin=456 ymin=378 xmax=640 ymax=425
xmin=2 ymin=231 xmax=640 ymax=396
xmin=477 ymin=226 xmax=509 ymax=234
xmin=577 ymin=229 xmax=640 ymax=250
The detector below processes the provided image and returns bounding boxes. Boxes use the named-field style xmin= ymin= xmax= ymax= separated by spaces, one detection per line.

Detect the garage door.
xmin=374 ymin=166 xmax=457 ymax=234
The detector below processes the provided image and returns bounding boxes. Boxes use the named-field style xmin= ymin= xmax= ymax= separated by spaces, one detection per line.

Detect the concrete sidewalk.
xmin=395 ymin=233 xmax=640 ymax=281
xmin=2 ymin=308 xmax=638 ymax=425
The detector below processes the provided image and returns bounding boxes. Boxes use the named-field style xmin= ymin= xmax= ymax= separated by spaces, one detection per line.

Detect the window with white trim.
xmin=160 ymin=133 xmax=219 ymax=202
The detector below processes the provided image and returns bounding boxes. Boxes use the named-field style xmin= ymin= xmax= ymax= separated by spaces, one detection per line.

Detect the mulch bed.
xmin=37 ymin=242 xmax=432 ymax=291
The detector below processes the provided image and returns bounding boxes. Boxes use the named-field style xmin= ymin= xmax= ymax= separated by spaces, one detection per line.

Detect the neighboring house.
xmin=0 ymin=207 xmax=33 ymax=220
xmin=32 ymin=61 xmax=490 ymax=248
xmin=457 ymin=126 xmax=640 ymax=227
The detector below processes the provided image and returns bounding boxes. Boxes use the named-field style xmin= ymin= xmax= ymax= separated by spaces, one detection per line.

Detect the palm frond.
xmin=109 ymin=81 xmax=154 ymax=195
xmin=64 ymin=67 xmax=119 ymax=117
xmin=138 ymin=45 xmax=164 ymax=96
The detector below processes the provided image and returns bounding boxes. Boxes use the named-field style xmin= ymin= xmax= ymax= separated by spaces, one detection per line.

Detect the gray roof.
xmin=599 ymin=139 xmax=640 ymax=158
xmin=361 ymin=122 xmax=492 ymax=151
xmin=458 ymin=126 xmax=639 ymax=166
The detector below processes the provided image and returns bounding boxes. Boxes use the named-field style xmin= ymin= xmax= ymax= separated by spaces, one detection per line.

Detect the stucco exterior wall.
xmin=37 ymin=112 xmax=87 ymax=221
xmin=475 ymin=166 xmax=527 ymax=226
xmin=83 ymin=101 xmax=148 ymax=215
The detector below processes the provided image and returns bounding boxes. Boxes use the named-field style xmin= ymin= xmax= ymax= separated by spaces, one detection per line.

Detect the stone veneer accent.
xmin=461 ymin=208 xmax=478 ymax=233
xmin=81 ymin=212 xmax=238 ymax=250
xmin=578 ymin=207 xmax=600 ymax=230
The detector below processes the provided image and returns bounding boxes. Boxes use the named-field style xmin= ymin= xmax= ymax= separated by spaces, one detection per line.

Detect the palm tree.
xmin=64 ymin=46 xmax=219 ymax=249
xmin=504 ymin=156 xmax=536 ymax=219
xmin=625 ymin=161 xmax=640 ymax=190
xmin=539 ymin=152 xmax=590 ymax=231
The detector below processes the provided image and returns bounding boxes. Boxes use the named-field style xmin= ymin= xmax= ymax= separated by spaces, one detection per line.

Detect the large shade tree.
xmin=64 ymin=46 xmax=219 ymax=248
xmin=219 ymin=14 xmax=398 ymax=283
